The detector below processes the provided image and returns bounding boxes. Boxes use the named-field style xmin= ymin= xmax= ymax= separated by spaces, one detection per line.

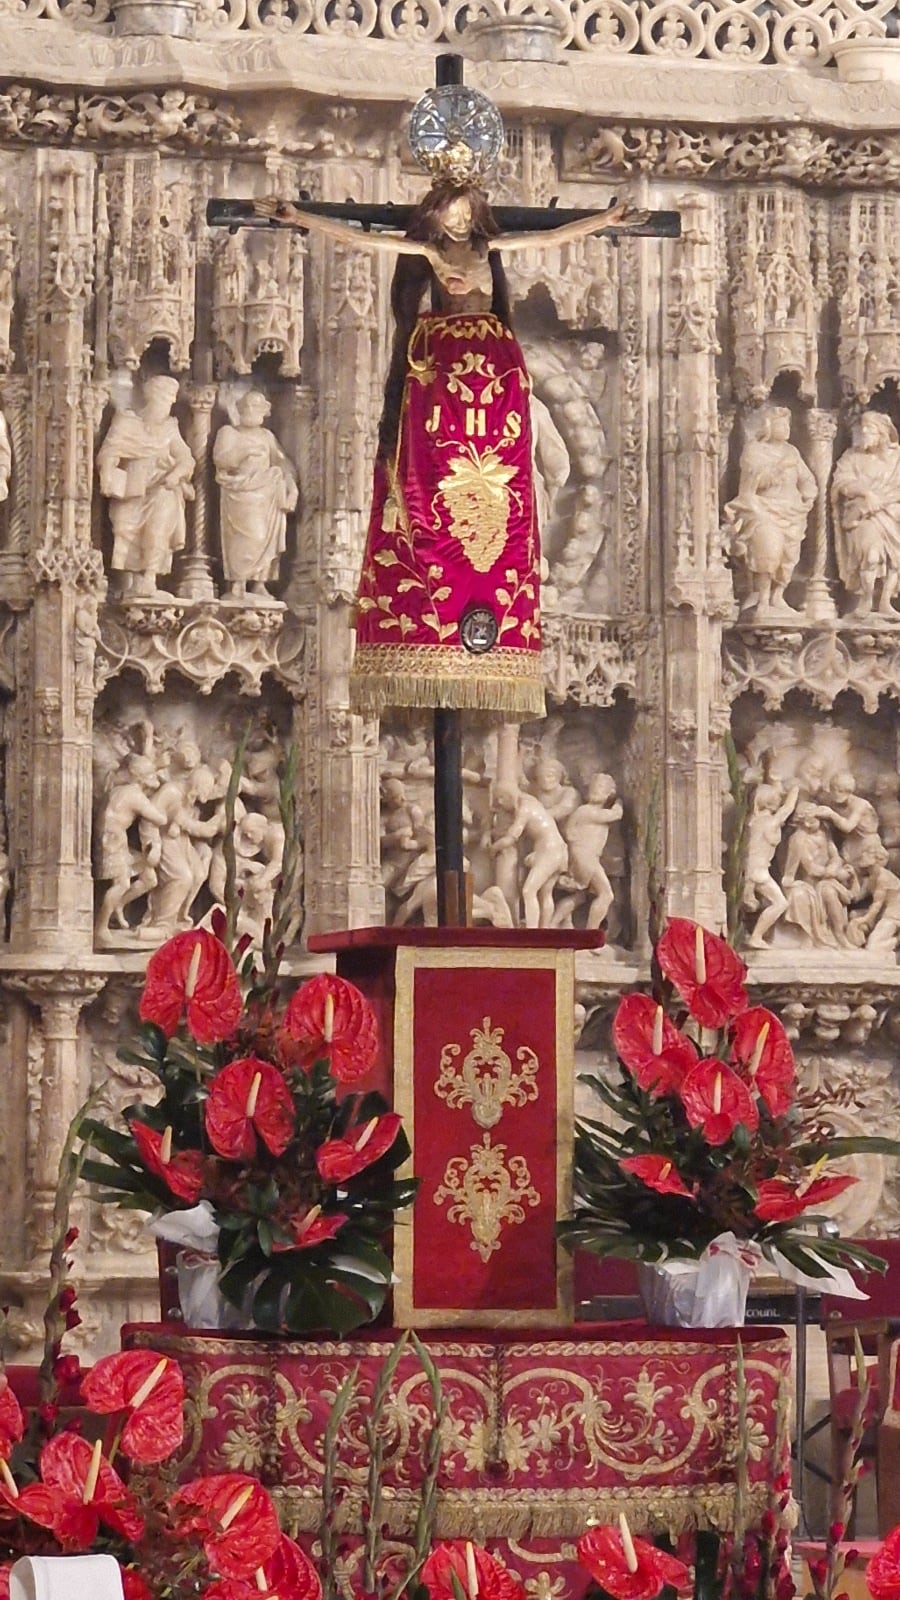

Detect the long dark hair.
xmin=376 ymin=181 xmax=514 ymax=461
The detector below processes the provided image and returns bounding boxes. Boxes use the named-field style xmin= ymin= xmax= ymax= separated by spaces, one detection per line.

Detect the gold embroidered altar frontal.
xmin=123 ymin=1323 xmax=791 ymax=1596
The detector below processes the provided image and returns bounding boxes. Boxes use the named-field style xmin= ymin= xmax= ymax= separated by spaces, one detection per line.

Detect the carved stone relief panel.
xmin=377 ymin=705 xmax=633 ymax=948
xmin=91 ymin=676 xmax=301 ymax=951
xmin=729 ymin=692 xmax=900 ymax=966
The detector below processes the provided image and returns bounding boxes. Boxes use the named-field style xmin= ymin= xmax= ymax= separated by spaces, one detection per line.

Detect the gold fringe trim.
xmin=350 ymin=644 xmax=545 ymax=717
xmin=275 ymin=1482 xmax=766 ymax=1541
xmin=349 ymin=673 xmax=546 ymax=716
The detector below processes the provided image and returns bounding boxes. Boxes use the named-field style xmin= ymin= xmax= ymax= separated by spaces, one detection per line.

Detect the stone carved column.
xmin=0 ymin=374 xmax=30 ymax=610
xmin=179 ymin=382 xmax=217 ymax=601
xmin=7 ymin=973 xmax=104 ymax=1256
xmin=662 ymin=192 xmax=732 ymax=618
xmin=805 ymin=408 xmax=839 ymax=622
xmin=12 ymin=153 xmax=104 ymax=956
xmin=307 ymin=601 xmax=383 ymax=933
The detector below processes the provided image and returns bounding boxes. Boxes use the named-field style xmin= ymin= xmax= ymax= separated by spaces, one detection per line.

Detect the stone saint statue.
xmin=97 ymin=375 xmax=195 ymax=600
xmin=831 ymin=410 xmax=900 ymax=617
xmin=213 ymin=389 xmax=299 ymax=603
xmin=724 ymin=405 xmax=817 ymax=617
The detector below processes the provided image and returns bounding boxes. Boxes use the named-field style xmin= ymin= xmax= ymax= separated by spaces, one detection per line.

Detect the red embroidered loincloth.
xmin=350 ymin=312 xmax=544 ymax=716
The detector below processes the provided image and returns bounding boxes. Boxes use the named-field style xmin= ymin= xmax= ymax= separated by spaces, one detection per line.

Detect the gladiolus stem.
xmin=618 ymin=1513 xmax=639 ymax=1574
xmin=130 ymin=1357 xmax=168 ymax=1411
xmin=712 ymin=1072 xmax=722 ymax=1115
xmin=651 ymin=1005 xmax=664 ymax=1057
xmin=83 ymin=1438 xmax=103 ymax=1504
xmin=355 ymin=1117 xmax=378 ymax=1153
xmin=221 ymin=1484 xmax=255 ymax=1529
xmin=465 ymin=1541 xmax=479 ymax=1600
xmin=0 ymin=1459 xmax=18 ymax=1497
xmin=748 ymin=1023 xmax=770 ymax=1078
xmin=694 ymin=925 xmax=707 ymax=984
xmin=184 ymin=940 xmax=203 ymax=1000
xmin=245 ymin=1072 xmax=262 ymax=1119
xmin=160 ymin=1126 xmax=173 ymax=1166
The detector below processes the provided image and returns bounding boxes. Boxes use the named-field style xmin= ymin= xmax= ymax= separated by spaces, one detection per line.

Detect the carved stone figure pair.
xmin=97 ymin=379 xmax=298 ymax=603
xmin=726 ymin=403 xmax=900 ymax=621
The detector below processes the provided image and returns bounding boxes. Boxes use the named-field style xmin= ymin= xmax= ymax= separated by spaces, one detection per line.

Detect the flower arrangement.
xmin=80 ymin=926 xmax=417 ymax=1337
xmin=558 ymin=917 xmax=898 ymax=1290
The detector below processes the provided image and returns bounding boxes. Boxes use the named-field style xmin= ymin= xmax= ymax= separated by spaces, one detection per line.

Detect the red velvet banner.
xmin=351 ymin=312 xmax=543 ymax=717
xmin=391 ymin=946 xmax=573 ymax=1325
xmin=410 ymin=963 xmax=559 ymax=1313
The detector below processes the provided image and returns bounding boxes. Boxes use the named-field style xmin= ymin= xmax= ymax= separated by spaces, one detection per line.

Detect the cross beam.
xmin=206 ymin=197 xmax=681 ymax=241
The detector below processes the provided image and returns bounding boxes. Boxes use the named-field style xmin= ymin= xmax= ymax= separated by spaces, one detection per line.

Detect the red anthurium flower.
xmin=1 ymin=1433 xmax=145 ymax=1548
xmin=729 ymin=1007 xmax=796 ymax=1117
xmin=578 ymin=1522 xmax=691 ymax=1600
xmin=81 ymin=1349 xmax=184 ymax=1464
xmin=139 ymin=929 xmax=242 ymax=1045
xmin=205 ymin=1057 xmax=295 ymax=1162
xmin=680 ymin=1059 xmax=759 ymax=1146
xmin=171 ymin=1474 xmax=281 ymax=1580
xmin=274 ymin=1208 xmax=349 ymax=1252
xmin=612 ymin=993 xmax=697 ymax=1095
xmin=0 ymin=1375 xmax=24 ymax=1461
xmin=421 ymin=1541 xmax=526 ymax=1600
xmin=868 ymin=1528 xmax=900 ymax=1600
xmin=754 ymin=1172 xmax=858 ymax=1223
xmin=204 ymin=1540 xmax=322 ymax=1600
xmin=130 ymin=1121 xmax=204 ymax=1204
xmin=656 ymin=918 xmax=748 ymax=1029
xmin=282 ymin=974 xmax=378 ymax=1085
xmin=204 ymin=1535 xmax=323 ymax=1600
xmin=120 ymin=1570 xmax=154 ymax=1600
xmin=620 ymin=1154 xmax=694 ymax=1198
xmin=316 ymin=1113 xmax=403 ymax=1184
xmin=0 ymin=1566 xmax=11 ymax=1600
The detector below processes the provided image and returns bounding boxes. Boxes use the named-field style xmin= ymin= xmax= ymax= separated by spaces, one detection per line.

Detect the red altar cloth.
xmin=307 ymin=929 xmax=602 ymax=1328
xmin=124 ymin=1322 xmax=791 ymax=1598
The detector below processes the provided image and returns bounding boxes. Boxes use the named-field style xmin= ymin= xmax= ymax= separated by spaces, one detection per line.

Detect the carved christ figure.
xmin=253 ymin=181 xmax=643 ymax=716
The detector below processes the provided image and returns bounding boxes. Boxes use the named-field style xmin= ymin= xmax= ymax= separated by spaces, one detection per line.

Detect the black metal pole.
xmin=434 ymin=708 xmax=466 ymax=925
xmin=432 ymin=49 xmax=468 ymax=927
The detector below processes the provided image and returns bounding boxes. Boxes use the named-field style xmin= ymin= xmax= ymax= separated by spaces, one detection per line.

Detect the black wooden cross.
xmin=207 ymin=55 xmax=680 ymax=929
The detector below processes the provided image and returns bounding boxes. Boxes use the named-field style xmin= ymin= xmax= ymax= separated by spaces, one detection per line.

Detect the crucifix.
xmin=208 ymin=55 xmax=680 ymax=930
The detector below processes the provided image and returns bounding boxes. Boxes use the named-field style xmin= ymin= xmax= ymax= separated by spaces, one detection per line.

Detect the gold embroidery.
xmin=434 ymin=1017 xmax=540 ymax=1130
xmin=434 ymin=1133 xmax=540 ymax=1262
xmin=436 ymin=443 xmax=518 ymax=573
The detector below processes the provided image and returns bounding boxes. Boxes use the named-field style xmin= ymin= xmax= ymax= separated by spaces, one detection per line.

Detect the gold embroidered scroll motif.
xmin=434 ymin=1133 xmax=541 ymax=1263
xmin=434 ymin=1017 xmax=540 ymax=1130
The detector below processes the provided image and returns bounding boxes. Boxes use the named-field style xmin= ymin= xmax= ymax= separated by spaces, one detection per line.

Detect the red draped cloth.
xmin=123 ymin=1323 xmax=792 ymax=1600
xmin=350 ymin=312 xmax=544 ymax=716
